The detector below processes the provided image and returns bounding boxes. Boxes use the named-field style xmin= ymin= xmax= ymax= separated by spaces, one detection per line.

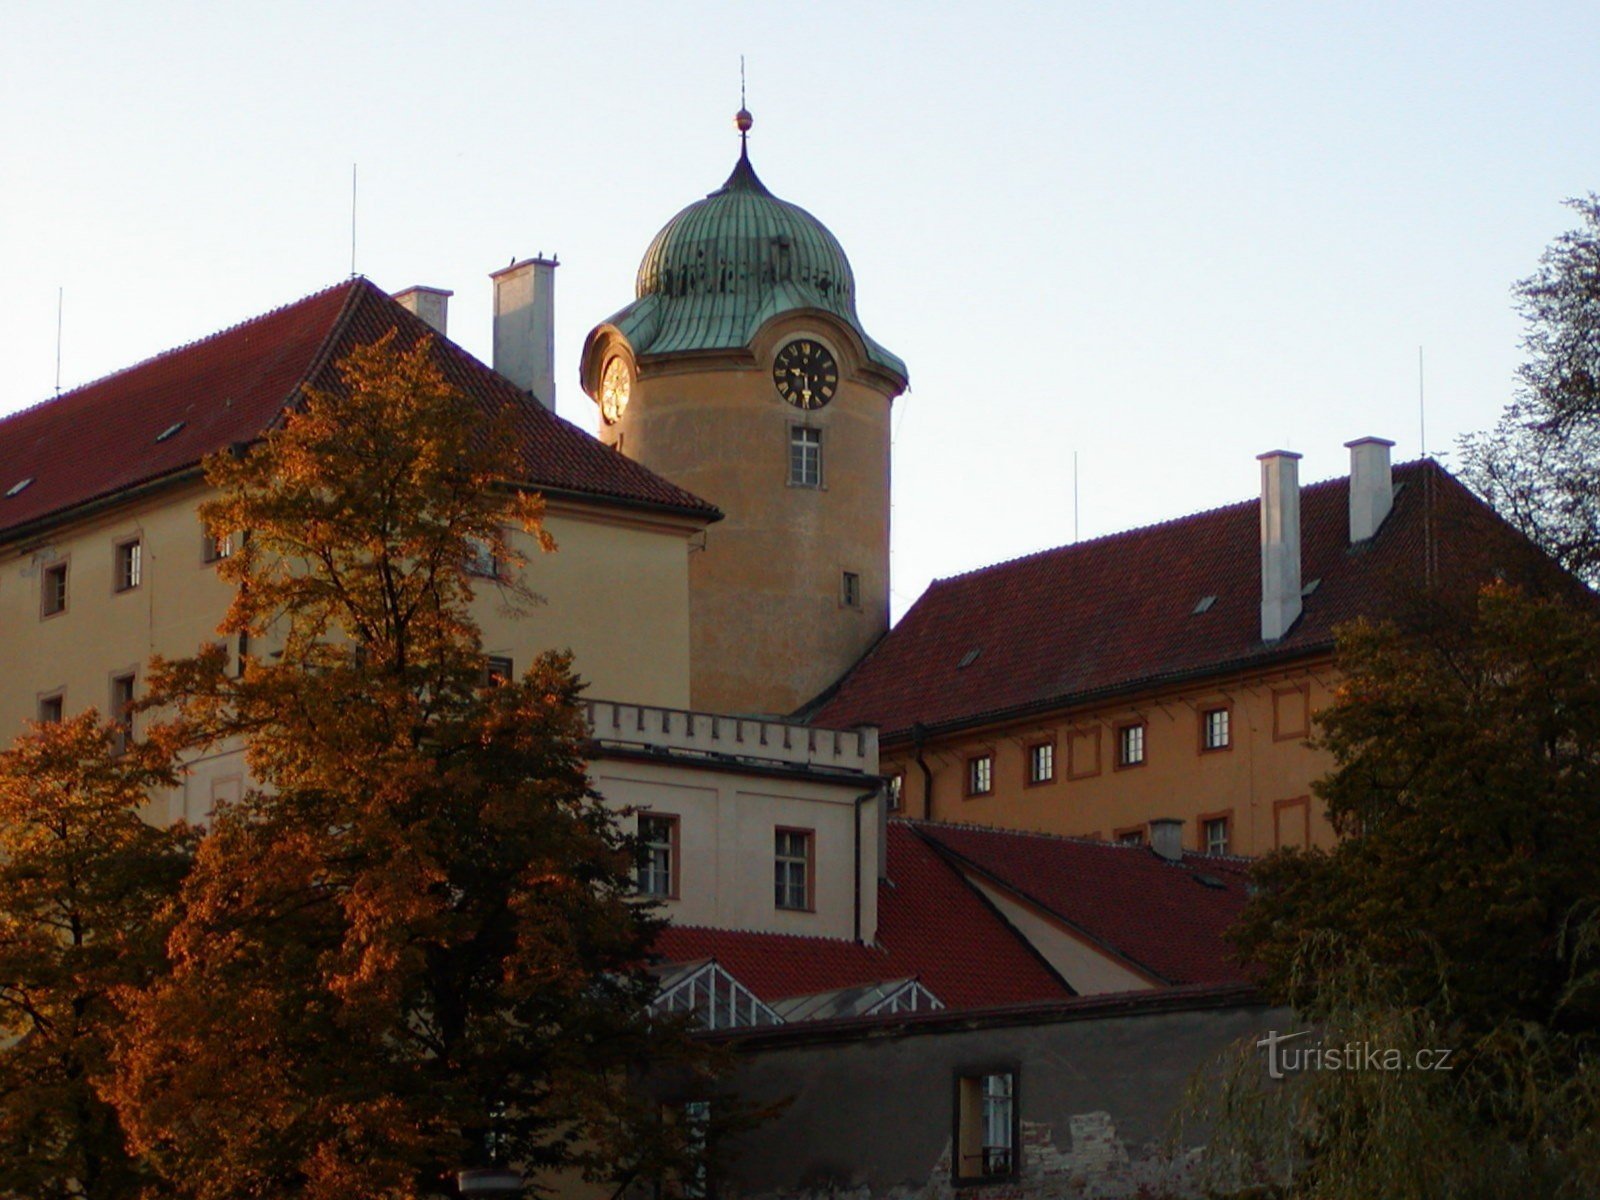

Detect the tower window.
xmin=789 ymin=426 xmax=822 ymax=487
xmin=841 ymin=571 xmax=861 ymax=608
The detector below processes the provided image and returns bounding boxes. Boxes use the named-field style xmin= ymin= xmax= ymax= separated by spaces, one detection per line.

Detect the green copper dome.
xmin=602 ymin=144 xmax=906 ymax=381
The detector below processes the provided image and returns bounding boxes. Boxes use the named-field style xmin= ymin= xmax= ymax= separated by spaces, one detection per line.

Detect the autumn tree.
xmin=1462 ymin=194 xmax=1600 ymax=583
xmin=1209 ymin=585 xmax=1600 ymax=1197
xmin=0 ymin=713 xmax=194 ymax=1200
xmin=107 ymin=333 xmax=716 ymax=1199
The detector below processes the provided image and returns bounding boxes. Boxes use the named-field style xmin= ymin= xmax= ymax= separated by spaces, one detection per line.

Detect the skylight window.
xmin=1192 ymin=595 xmax=1217 ymax=614
xmin=958 ymin=648 xmax=981 ymax=669
xmin=4 ymin=477 xmax=33 ymax=498
xmin=155 ymin=421 xmax=186 ymax=442
xmin=1301 ymin=578 xmax=1322 ymax=596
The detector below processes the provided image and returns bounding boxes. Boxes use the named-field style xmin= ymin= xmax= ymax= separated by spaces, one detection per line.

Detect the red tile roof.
xmin=0 ymin=279 xmax=719 ymax=543
xmin=913 ymin=821 xmax=1251 ymax=986
xmin=811 ymin=461 xmax=1558 ymax=737
xmin=654 ymin=822 xmax=1072 ymax=1010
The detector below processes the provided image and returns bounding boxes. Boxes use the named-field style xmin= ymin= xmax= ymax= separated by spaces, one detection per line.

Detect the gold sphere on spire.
xmin=735 ymin=108 xmax=753 ymax=134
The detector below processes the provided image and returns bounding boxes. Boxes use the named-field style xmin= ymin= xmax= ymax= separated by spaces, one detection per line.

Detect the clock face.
xmin=600 ymin=357 xmax=631 ymax=425
xmin=773 ymin=339 xmax=838 ymax=410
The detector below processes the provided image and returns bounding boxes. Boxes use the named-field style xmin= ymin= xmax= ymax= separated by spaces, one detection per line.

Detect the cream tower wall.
xmin=590 ymin=316 xmax=896 ymax=717
xmin=0 ymin=481 xmax=699 ymax=823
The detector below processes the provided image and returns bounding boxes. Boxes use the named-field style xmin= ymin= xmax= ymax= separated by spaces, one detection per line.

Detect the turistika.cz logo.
xmin=1255 ymin=1029 xmax=1455 ymax=1080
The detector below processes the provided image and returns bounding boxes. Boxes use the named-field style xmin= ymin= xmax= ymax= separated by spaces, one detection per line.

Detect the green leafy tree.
xmin=0 ymin=713 xmax=194 ymax=1200
xmin=1462 ymin=194 xmax=1600 ymax=583
xmin=105 ymin=333 xmax=718 ymax=1199
xmin=1213 ymin=585 xmax=1600 ymax=1197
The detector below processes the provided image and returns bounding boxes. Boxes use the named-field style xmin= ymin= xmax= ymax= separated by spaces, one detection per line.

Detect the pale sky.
xmin=4 ymin=2 xmax=1597 ymax=620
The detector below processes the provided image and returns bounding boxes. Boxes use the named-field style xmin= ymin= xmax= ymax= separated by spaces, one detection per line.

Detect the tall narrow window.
xmin=1117 ymin=722 xmax=1146 ymax=767
xmin=966 ymin=753 xmax=993 ymax=797
xmin=955 ymin=1070 xmax=1017 ymax=1180
xmin=841 ymin=570 xmax=861 ymax=608
xmin=1204 ymin=815 xmax=1231 ymax=856
xmin=114 ymin=538 xmax=142 ymax=592
xmin=789 ymin=426 xmax=822 ymax=487
xmin=1027 ymin=742 xmax=1055 ymax=784
xmin=111 ymin=673 xmax=136 ymax=751
xmin=638 ymin=814 xmax=678 ymax=898
xmin=1202 ymin=706 xmax=1231 ymax=751
xmin=774 ymin=828 xmax=812 ymax=910
xmin=886 ymin=773 xmax=904 ymax=811
xmin=42 ymin=562 xmax=68 ymax=617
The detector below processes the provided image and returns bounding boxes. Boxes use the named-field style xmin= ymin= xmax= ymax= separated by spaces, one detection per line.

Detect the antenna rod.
xmin=1073 ymin=450 xmax=1079 ymax=542
xmin=54 ymin=287 xmax=63 ymax=396
xmin=1418 ymin=345 xmax=1426 ymax=458
xmin=350 ymin=163 xmax=358 ymax=278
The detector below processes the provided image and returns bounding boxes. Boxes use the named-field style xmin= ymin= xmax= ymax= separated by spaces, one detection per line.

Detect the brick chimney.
xmin=491 ymin=256 xmax=558 ymax=410
xmin=1258 ymin=450 xmax=1303 ymax=642
xmin=1345 ymin=436 xmax=1395 ymax=543
xmin=392 ymin=286 xmax=452 ymax=335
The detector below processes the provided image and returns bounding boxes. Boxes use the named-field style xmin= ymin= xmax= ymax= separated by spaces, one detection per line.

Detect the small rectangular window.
xmin=37 ymin=693 xmax=64 ymax=724
xmin=466 ymin=537 xmax=500 ymax=579
xmin=955 ymin=1071 xmax=1016 ymax=1180
xmin=775 ymin=828 xmax=812 ymax=910
xmin=1204 ymin=815 xmax=1231 ymax=856
xmin=637 ymin=814 xmax=678 ymax=898
xmin=966 ymin=753 xmax=993 ymax=797
xmin=111 ymin=673 xmax=136 ymax=750
xmin=1027 ymin=741 xmax=1054 ymax=784
xmin=1115 ymin=826 xmax=1146 ymax=846
xmin=841 ymin=570 xmax=861 ymax=608
xmin=886 ymin=772 xmax=904 ymax=811
xmin=484 ymin=655 xmax=514 ymax=686
xmin=1118 ymin=722 xmax=1146 ymax=767
xmin=114 ymin=538 xmax=142 ymax=592
xmin=42 ymin=562 xmax=68 ymax=617
xmin=789 ymin=426 xmax=822 ymax=487
xmin=1202 ymin=707 xmax=1231 ymax=751
xmin=203 ymin=531 xmax=234 ymax=563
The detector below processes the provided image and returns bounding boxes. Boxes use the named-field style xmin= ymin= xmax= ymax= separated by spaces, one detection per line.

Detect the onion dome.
xmin=600 ymin=114 xmax=906 ymax=381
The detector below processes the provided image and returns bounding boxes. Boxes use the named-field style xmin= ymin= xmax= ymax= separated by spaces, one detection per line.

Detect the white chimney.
xmin=392 ymin=286 xmax=452 ymax=336
xmin=491 ymin=256 xmax=558 ymax=410
xmin=1259 ymin=450 xmax=1303 ymax=642
xmin=1149 ymin=818 xmax=1185 ymax=863
xmin=1346 ymin=436 xmax=1395 ymax=543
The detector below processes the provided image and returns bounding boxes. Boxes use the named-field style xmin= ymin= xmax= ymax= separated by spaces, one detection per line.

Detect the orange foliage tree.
xmin=107 ymin=334 xmax=714 ymax=1199
xmin=0 ymin=713 xmax=194 ymax=1200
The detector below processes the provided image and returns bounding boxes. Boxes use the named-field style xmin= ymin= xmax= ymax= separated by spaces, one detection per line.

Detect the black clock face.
xmin=773 ymin=339 xmax=838 ymax=410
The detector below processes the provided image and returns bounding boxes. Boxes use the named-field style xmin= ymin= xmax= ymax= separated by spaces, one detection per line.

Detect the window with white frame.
xmin=1118 ymin=722 xmax=1146 ymax=766
xmin=789 ymin=426 xmax=821 ymax=487
xmin=774 ymin=828 xmax=812 ymax=910
xmin=638 ymin=814 xmax=678 ymax=898
xmin=955 ymin=1070 xmax=1016 ymax=1180
xmin=1027 ymin=741 xmax=1054 ymax=784
xmin=967 ymin=753 xmax=993 ymax=797
xmin=886 ymin=773 xmax=904 ymax=811
xmin=1202 ymin=707 xmax=1231 ymax=751
xmin=1203 ymin=815 xmax=1230 ymax=856
xmin=203 ymin=531 xmax=234 ymax=563
xmin=114 ymin=538 xmax=142 ymax=592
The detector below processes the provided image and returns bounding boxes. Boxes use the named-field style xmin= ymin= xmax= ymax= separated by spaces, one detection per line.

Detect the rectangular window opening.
xmin=1202 ymin=707 xmax=1231 ymax=751
xmin=1118 ymin=722 xmax=1146 ymax=767
xmin=203 ymin=531 xmax=234 ymax=563
xmin=841 ymin=570 xmax=861 ymax=608
xmin=111 ymin=673 xmax=136 ymax=751
xmin=114 ymin=538 xmax=142 ymax=592
xmin=789 ymin=426 xmax=822 ymax=488
xmin=37 ymin=693 xmax=64 ymax=724
xmin=1204 ymin=816 xmax=1231 ymax=856
xmin=955 ymin=1071 xmax=1016 ymax=1181
xmin=42 ymin=562 xmax=68 ymax=617
xmin=886 ymin=773 xmax=904 ymax=811
xmin=966 ymin=754 xmax=993 ymax=797
xmin=1027 ymin=742 xmax=1054 ymax=784
xmin=638 ymin=814 xmax=678 ymax=898
xmin=774 ymin=828 xmax=812 ymax=910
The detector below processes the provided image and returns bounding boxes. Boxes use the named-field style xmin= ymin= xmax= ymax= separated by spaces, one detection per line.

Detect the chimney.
xmin=1258 ymin=450 xmax=1303 ymax=642
xmin=392 ymin=286 xmax=452 ymax=336
xmin=1149 ymin=818 xmax=1184 ymax=863
xmin=1345 ymin=436 xmax=1395 ymax=543
xmin=491 ymin=256 xmax=558 ymax=410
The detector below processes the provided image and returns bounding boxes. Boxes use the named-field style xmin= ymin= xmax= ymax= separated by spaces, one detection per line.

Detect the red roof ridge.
xmin=1 ymin=279 xmax=360 ymax=429
xmin=907 ymin=816 xmax=1259 ymax=869
xmin=928 ymin=458 xmax=1434 ymax=591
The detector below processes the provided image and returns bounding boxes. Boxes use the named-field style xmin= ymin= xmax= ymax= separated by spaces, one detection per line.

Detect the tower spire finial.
xmin=735 ymin=56 xmax=752 ymax=156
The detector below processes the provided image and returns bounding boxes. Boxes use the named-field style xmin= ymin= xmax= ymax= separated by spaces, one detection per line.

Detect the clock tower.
xmin=581 ymin=111 xmax=907 ymax=716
